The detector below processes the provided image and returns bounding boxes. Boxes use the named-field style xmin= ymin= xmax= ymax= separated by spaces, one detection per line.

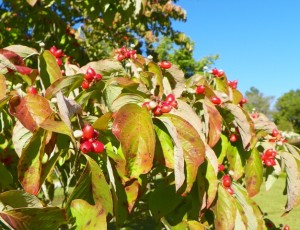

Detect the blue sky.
xmin=173 ymin=0 xmax=300 ymax=102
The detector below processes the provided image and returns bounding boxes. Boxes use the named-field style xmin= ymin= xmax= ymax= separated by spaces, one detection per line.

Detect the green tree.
xmin=273 ymin=89 xmax=300 ymax=132
xmin=0 ymin=0 xmax=187 ymax=64
xmin=244 ymin=86 xmax=274 ymax=118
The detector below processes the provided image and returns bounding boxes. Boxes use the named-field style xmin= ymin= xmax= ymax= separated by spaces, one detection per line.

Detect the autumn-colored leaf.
xmin=244 ymin=148 xmax=263 ymax=197
xmin=12 ymin=121 xmax=33 ymax=157
xmin=165 ymin=64 xmax=185 ymax=98
xmin=93 ymin=112 xmax=113 ymax=131
xmin=222 ymin=103 xmax=255 ymax=149
xmin=0 ymin=190 xmax=43 ymax=208
xmin=203 ymin=99 xmax=222 ymax=147
xmin=158 ymin=114 xmax=206 ymax=194
xmin=280 ymin=152 xmax=300 ymax=214
xmin=110 ymin=93 xmax=145 ymax=112
xmin=5 ymin=45 xmax=38 ymax=58
xmin=66 ymin=155 xmax=113 ymax=216
xmin=148 ymin=61 xmax=164 ymax=98
xmin=124 ymin=180 xmax=139 ymax=213
xmin=9 ymin=94 xmax=54 ymax=132
xmin=112 ymin=103 xmax=155 ymax=179
xmin=214 ymin=186 xmax=237 ymax=230
xmin=0 ymin=207 xmax=67 ymax=230
xmin=0 ymin=73 xmax=6 ymax=100
xmin=18 ymin=128 xmax=47 ymax=195
xmin=71 ymin=199 xmax=106 ymax=230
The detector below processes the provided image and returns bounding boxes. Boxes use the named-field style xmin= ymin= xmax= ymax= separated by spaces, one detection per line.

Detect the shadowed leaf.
xmin=0 ymin=190 xmax=43 ymax=208
xmin=0 ymin=207 xmax=67 ymax=230
xmin=93 ymin=112 xmax=113 ymax=131
xmin=148 ymin=61 xmax=164 ymax=97
xmin=12 ymin=121 xmax=33 ymax=157
xmin=0 ymin=73 xmax=6 ymax=100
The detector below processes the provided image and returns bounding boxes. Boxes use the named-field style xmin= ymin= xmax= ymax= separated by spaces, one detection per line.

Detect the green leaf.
xmin=148 ymin=61 xmax=164 ymax=97
xmin=0 ymin=190 xmax=43 ymax=208
xmin=66 ymin=155 xmax=113 ymax=215
xmin=40 ymin=117 xmax=72 ymax=137
xmin=173 ymin=220 xmax=206 ymax=230
xmin=104 ymin=84 xmax=123 ymax=110
xmin=112 ymin=103 xmax=155 ymax=179
xmin=12 ymin=121 xmax=33 ymax=157
xmin=214 ymin=186 xmax=237 ymax=230
xmin=149 ymin=184 xmax=183 ymax=220
xmin=71 ymin=199 xmax=106 ymax=230
xmin=158 ymin=114 xmax=206 ymax=194
xmin=45 ymin=74 xmax=84 ymax=99
xmin=9 ymin=94 xmax=54 ymax=132
xmin=226 ymin=142 xmax=244 ymax=180
xmin=110 ymin=93 xmax=145 ymax=112
xmin=232 ymin=183 xmax=264 ymax=230
xmin=0 ymin=164 xmax=13 ymax=190
xmin=93 ymin=112 xmax=113 ymax=131
xmin=154 ymin=123 xmax=174 ymax=169
xmin=18 ymin=128 xmax=46 ymax=195
xmin=0 ymin=207 xmax=67 ymax=230
xmin=39 ymin=50 xmax=62 ymax=89
xmin=244 ymin=148 xmax=263 ymax=197
xmin=281 ymin=152 xmax=300 ymax=213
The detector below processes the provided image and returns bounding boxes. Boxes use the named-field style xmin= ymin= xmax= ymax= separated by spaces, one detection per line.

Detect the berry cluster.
xmin=211 ymin=68 xmax=224 ymax=77
xmin=222 ymin=174 xmax=234 ymax=195
xmin=79 ymin=124 xmax=105 ymax=154
xmin=50 ymin=46 xmax=65 ymax=66
xmin=269 ymin=128 xmax=286 ymax=143
xmin=158 ymin=61 xmax=172 ymax=69
xmin=142 ymin=94 xmax=178 ymax=116
xmin=81 ymin=67 xmax=103 ymax=90
xmin=261 ymin=148 xmax=277 ymax=167
xmin=116 ymin=46 xmax=137 ymax=61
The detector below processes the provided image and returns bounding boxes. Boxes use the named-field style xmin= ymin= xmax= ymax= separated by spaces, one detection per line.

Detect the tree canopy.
xmin=0 ymin=0 xmax=187 ymax=64
xmin=243 ymin=86 xmax=274 ymax=118
xmin=273 ymin=89 xmax=300 ymax=132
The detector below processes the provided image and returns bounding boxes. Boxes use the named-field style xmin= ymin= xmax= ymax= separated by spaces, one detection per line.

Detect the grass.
xmin=253 ymin=173 xmax=300 ymax=229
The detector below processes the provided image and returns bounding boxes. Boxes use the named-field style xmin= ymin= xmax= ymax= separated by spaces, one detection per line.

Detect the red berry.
xmin=81 ymin=80 xmax=90 ymax=90
xmin=54 ymin=49 xmax=63 ymax=58
xmin=272 ymin=129 xmax=279 ymax=137
xmin=92 ymin=140 xmax=105 ymax=153
xmin=82 ymin=124 xmax=95 ymax=140
xmin=165 ymin=94 xmax=175 ymax=103
xmin=80 ymin=141 xmax=93 ymax=154
xmin=210 ymin=96 xmax=222 ymax=105
xmin=222 ymin=175 xmax=231 ymax=187
xmin=283 ymin=225 xmax=290 ymax=230
xmin=218 ymin=164 xmax=225 ymax=172
xmin=117 ymin=54 xmax=125 ymax=61
xmin=94 ymin=73 xmax=103 ymax=81
xmin=161 ymin=103 xmax=172 ymax=113
xmin=153 ymin=106 xmax=162 ymax=116
xmin=159 ymin=61 xmax=172 ymax=69
xmin=195 ymin=85 xmax=205 ymax=94
xmin=50 ymin=46 xmax=57 ymax=54
xmin=85 ymin=67 xmax=96 ymax=81
xmin=211 ymin=68 xmax=219 ymax=75
xmin=27 ymin=86 xmax=38 ymax=95
xmin=264 ymin=158 xmax=276 ymax=167
xmin=229 ymin=133 xmax=238 ymax=142
xmin=169 ymin=100 xmax=178 ymax=109
xmin=228 ymin=80 xmax=238 ymax=89
xmin=240 ymin=98 xmax=247 ymax=105
xmin=264 ymin=149 xmax=277 ymax=158
xmin=56 ymin=58 xmax=62 ymax=66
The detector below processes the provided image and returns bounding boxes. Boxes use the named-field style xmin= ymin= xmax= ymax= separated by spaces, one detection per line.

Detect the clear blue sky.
xmin=173 ymin=0 xmax=300 ymax=102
